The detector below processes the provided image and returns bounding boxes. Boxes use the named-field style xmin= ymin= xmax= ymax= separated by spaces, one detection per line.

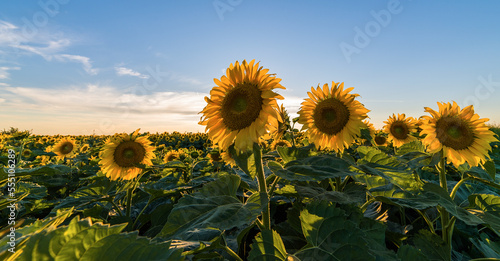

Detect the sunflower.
xmin=420 ymin=101 xmax=498 ymax=167
xmin=363 ymin=120 xmax=376 ymax=138
xmin=221 ymin=151 xmax=237 ymax=167
xmin=270 ymin=139 xmax=292 ymax=151
xmin=383 ymin=113 xmax=417 ymax=147
xmin=80 ymin=144 xmax=90 ymax=153
xmin=163 ymin=150 xmax=180 ymax=163
xmin=199 ymin=59 xmax=285 ymax=152
xmin=99 ymin=129 xmax=155 ymax=181
xmin=374 ymin=132 xmax=388 ymax=146
xmin=22 ymin=149 xmax=32 ymax=158
xmin=272 ymin=104 xmax=291 ymax=141
xmin=297 ymin=81 xmax=370 ymax=152
xmin=53 ymin=137 xmax=78 ymax=160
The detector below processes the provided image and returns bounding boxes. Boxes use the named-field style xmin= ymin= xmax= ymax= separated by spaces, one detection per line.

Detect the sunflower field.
xmin=2 ymin=60 xmax=500 ymax=261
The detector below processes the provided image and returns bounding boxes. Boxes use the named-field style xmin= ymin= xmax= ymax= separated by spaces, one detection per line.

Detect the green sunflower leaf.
xmin=156 ymin=174 xmax=264 ymax=240
xmin=276 ymin=155 xmax=357 ymax=182
xmin=248 ymin=230 xmax=296 ymax=261
xmin=294 ymin=200 xmax=398 ymax=261
xmin=12 ymin=216 xmax=129 ymax=261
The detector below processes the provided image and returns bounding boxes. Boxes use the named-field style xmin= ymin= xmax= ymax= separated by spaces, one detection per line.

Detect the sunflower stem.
xmin=253 ymin=143 xmax=270 ymax=230
xmin=437 ymin=151 xmax=452 ymax=261
xmin=335 ymin=177 xmax=342 ymax=191
xmin=223 ymin=245 xmax=243 ymax=261
xmin=450 ymin=177 xmax=471 ymax=200
xmin=109 ymin=198 xmax=124 ymax=217
xmin=416 ymin=209 xmax=435 ymax=234
xmin=132 ymin=197 xmax=153 ymax=229
xmin=126 ymin=187 xmax=133 ymax=218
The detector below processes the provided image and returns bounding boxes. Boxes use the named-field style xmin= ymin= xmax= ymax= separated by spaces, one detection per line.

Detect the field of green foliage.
xmin=1 ymin=126 xmax=500 ymax=260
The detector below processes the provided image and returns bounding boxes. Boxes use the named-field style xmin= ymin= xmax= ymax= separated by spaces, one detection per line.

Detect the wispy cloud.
xmin=115 ymin=67 xmax=149 ymax=79
xmin=0 ymin=66 xmax=20 ymax=79
xmin=0 ymin=19 xmax=98 ymax=75
xmin=55 ymin=54 xmax=98 ymax=75
xmin=166 ymin=72 xmax=202 ymax=85
xmin=0 ymin=84 xmax=207 ymax=134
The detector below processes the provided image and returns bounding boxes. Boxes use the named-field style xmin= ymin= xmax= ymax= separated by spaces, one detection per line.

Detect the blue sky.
xmin=1 ymin=0 xmax=499 ymax=135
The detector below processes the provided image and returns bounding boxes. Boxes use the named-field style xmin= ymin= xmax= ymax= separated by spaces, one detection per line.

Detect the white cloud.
xmin=55 ymin=54 xmax=98 ymax=75
xmin=0 ymin=84 xmax=208 ymax=134
xmin=0 ymin=66 xmax=20 ymax=79
xmin=0 ymin=19 xmax=98 ymax=75
xmin=115 ymin=67 xmax=149 ymax=79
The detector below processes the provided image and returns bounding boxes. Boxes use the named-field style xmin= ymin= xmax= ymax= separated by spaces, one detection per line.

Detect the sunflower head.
xmin=383 ymin=113 xmax=417 ymax=147
xmin=80 ymin=144 xmax=90 ymax=153
xmin=270 ymin=139 xmax=292 ymax=151
xmin=297 ymin=81 xmax=370 ymax=152
xmin=221 ymin=150 xmax=237 ymax=167
xmin=53 ymin=137 xmax=78 ymax=160
xmin=199 ymin=59 xmax=285 ymax=152
xmin=22 ymin=149 xmax=32 ymax=158
xmin=99 ymin=129 xmax=155 ymax=181
xmin=374 ymin=132 xmax=388 ymax=146
xmin=421 ymin=101 xmax=498 ymax=167
xmin=163 ymin=150 xmax=180 ymax=163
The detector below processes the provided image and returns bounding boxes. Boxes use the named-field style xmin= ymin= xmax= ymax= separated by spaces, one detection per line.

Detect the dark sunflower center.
xmin=166 ymin=153 xmax=178 ymax=162
xmin=221 ymin=83 xmax=263 ymax=131
xmin=113 ymin=141 xmax=146 ymax=168
xmin=374 ymin=135 xmax=387 ymax=145
xmin=210 ymin=152 xmax=221 ymax=162
xmin=435 ymin=116 xmax=475 ymax=150
xmin=390 ymin=121 xmax=409 ymax=140
xmin=61 ymin=142 xmax=74 ymax=154
xmin=313 ymin=98 xmax=350 ymax=135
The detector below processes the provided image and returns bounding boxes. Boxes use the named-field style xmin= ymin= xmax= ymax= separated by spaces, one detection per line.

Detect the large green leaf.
xmin=156 ymin=174 xmax=264 ymax=240
xmin=470 ymin=233 xmax=500 ymax=258
xmin=248 ymin=230 xmax=296 ymax=261
xmin=375 ymin=183 xmax=483 ymax=226
xmin=468 ymin=194 xmax=500 ymax=232
xmin=356 ymin=163 xmax=423 ymax=193
xmin=0 ymin=164 xmax=71 ymax=183
xmin=395 ymin=140 xmax=426 ymax=156
xmin=15 ymin=216 xmax=126 ymax=261
xmin=294 ymin=184 xmax=364 ymax=204
xmin=295 ymin=201 xmax=397 ymax=261
xmin=0 ymin=209 xmax=73 ymax=260
xmin=276 ymin=145 xmax=315 ymax=164
xmin=79 ymin=232 xmax=184 ymax=261
xmin=276 ymin=155 xmax=357 ymax=182
xmin=396 ymin=245 xmax=428 ymax=261
xmin=228 ymin=143 xmax=258 ymax=180
xmin=357 ymin=146 xmax=400 ymax=167
xmin=412 ymin=230 xmax=450 ymax=261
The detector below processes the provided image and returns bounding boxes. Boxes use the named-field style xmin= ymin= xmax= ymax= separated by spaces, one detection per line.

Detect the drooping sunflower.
xmin=80 ymin=144 xmax=90 ymax=153
xmin=99 ymin=129 xmax=155 ymax=181
xmin=53 ymin=137 xmax=78 ymax=160
xmin=199 ymin=59 xmax=285 ymax=152
xmin=221 ymin=151 xmax=237 ymax=167
xmin=383 ymin=113 xmax=418 ymax=147
xmin=270 ymin=139 xmax=292 ymax=151
xmin=163 ymin=150 xmax=179 ymax=163
xmin=420 ymin=101 xmax=498 ymax=167
xmin=297 ymin=81 xmax=370 ymax=152
xmin=374 ymin=132 xmax=388 ymax=146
